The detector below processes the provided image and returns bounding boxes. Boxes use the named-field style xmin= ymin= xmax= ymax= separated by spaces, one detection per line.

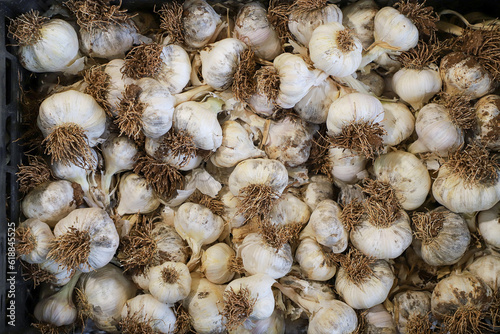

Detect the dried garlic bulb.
xmin=379 ymin=101 xmax=414 ymax=147
xmin=115 ymin=173 xmax=160 ymax=216
xmin=478 ymin=202 xmax=500 ymax=249
xmin=474 ymin=94 xmax=500 ymax=150
xmin=342 ymin=0 xmax=378 ymax=49
xmin=182 ymin=0 xmax=221 ymax=49
xmin=393 ymin=291 xmax=432 ymax=334
xmin=16 ymin=218 xmax=54 ymax=264
xmin=201 ymin=243 xmax=238 ymax=284
xmin=301 ymin=175 xmax=334 ymax=211
xmin=120 ymin=294 xmax=176 ymax=334
xmin=294 ymin=77 xmax=339 ymax=124
xmin=295 ymin=237 xmax=336 ymax=281
xmin=148 ymin=261 xmax=191 ymax=304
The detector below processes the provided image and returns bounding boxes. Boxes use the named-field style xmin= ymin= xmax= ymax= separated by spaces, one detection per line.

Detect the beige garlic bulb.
xmin=301 ymin=199 xmax=348 ymax=253
xmin=148 ymin=261 xmax=191 ymax=304
xmin=201 ymin=243 xmax=237 ymax=284
xmin=294 ymin=77 xmax=339 ymax=124
xmin=115 ymin=173 xmax=161 ymax=215
xmin=393 ymin=65 xmax=442 ymax=110
xmin=373 ymin=151 xmax=430 ymax=210
xmin=120 ymin=294 xmax=176 ymax=334
xmin=327 ymin=147 xmax=368 ymax=184
xmin=467 ymin=252 xmax=500 ymax=290
xmin=379 ymin=101 xmax=414 ymax=146
xmin=295 ymin=237 xmax=336 ymax=281
xmin=302 ymin=175 xmax=334 ymax=211
xmin=342 ymin=0 xmax=378 ymax=49
xmin=39 ymin=258 xmax=75 ymax=286
xmin=144 ymin=135 xmax=203 ymax=172
xmin=105 ymin=59 xmax=136 ymax=116
xmin=363 ymin=304 xmax=397 ymax=334
xmin=393 ymin=291 xmax=432 ymax=334
xmin=270 ymin=193 xmax=311 ymax=227
xmin=22 ymin=180 xmax=82 ymax=228
xmin=235 ymin=2 xmax=281 ymax=60
xmin=16 ymin=218 xmax=54 ymax=264
xmin=220 ymin=186 xmax=246 ymax=229
xmin=478 ymin=202 xmax=500 ymax=249
xmin=474 ymin=94 xmax=500 ymax=150
xmin=182 ymin=0 xmax=221 ymax=49
xmin=412 ymin=207 xmax=470 ymax=266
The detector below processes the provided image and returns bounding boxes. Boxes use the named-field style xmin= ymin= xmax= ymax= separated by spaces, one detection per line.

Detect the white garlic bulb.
xmin=144 ymin=135 xmax=203 ymax=172
xmin=120 ymin=294 xmax=176 ymax=334
xmin=296 ymin=237 xmax=336 ymax=281
xmin=201 ymin=243 xmax=237 ymax=284
xmin=301 ymin=199 xmax=348 ymax=253
xmin=149 ymin=261 xmax=191 ymax=304
xmin=232 ymin=308 xmax=285 ymax=334
xmin=105 ymin=59 xmax=136 ymax=116
xmin=211 ymin=120 xmax=265 ymax=168
xmin=16 ymin=218 xmax=54 ymax=264
xmin=327 ymin=147 xmax=367 ymax=184
xmin=77 ymin=264 xmax=137 ymax=332
xmin=294 ymin=77 xmax=339 ymax=124
xmin=156 ymin=44 xmax=192 ymax=94
xmin=22 ymin=180 xmax=82 ymax=227
xmin=101 ymin=134 xmax=138 ymax=192
xmin=40 ymin=258 xmax=74 ymax=286
xmin=288 ymin=2 xmax=342 ymax=46
xmin=270 ymin=193 xmax=311 ymax=226
xmin=12 ymin=14 xmax=84 ymax=74
xmin=183 ymin=0 xmax=221 ymax=49
xmin=477 ymin=202 xmax=500 ymax=249
xmin=174 ymin=97 xmax=224 ymax=151
xmin=373 ymin=151 xmax=431 ymax=210
xmin=379 ymin=101 xmax=414 ymax=147
xmin=302 ymin=175 xmax=334 ymax=211
xmin=306 ymin=299 xmax=358 ymax=334
xmin=392 ymin=66 xmax=442 ymax=110
xmin=342 ymin=0 xmax=378 ymax=49
xmin=239 ymin=233 xmax=293 ymax=279
xmin=467 ymin=252 xmax=500 ymax=290
xmin=235 ymin=2 xmax=281 ymax=60
xmin=393 ymin=291 xmax=432 ymax=334
xmin=412 ymin=207 xmax=470 ymax=266
xmin=309 ymin=22 xmax=362 ymax=78
xmin=363 ymin=304 xmax=397 ymax=333
xmin=115 ymin=173 xmax=161 ymax=215
xmin=52 ymin=208 xmax=119 ymax=272
xmin=474 ymin=94 xmax=500 ymax=150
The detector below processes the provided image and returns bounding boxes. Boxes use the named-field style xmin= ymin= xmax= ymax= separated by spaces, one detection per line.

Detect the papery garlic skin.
xmin=342 ymin=0 xmax=378 ymax=49
xmin=40 ymin=258 xmax=74 ymax=286
xmin=80 ymin=21 xmax=140 ymax=59
xmin=156 ymin=44 xmax=191 ymax=94
xmin=474 ymin=94 xmax=500 ymax=150
xmin=288 ymin=4 xmax=343 ymax=46
xmin=301 ymin=200 xmax=348 ymax=253
xmin=309 ymin=22 xmax=362 ymax=78
xmin=351 ymin=210 xmax=412 ymax=259
xmin=392 ymin=66 xmax=442 ymax=110
xmin=101 ymin=134 xmax=138 ymax=191
xmin=239 ymin=233 xmax=293 ymax=279
xmin=18 ymin=19 xmax=84 ymax=74
xmin=270 ymin=193 xmax=311 ymax=226
xmin=307 ymin=300 xmax=357 ymax=334
xmin=294 ymin=77 xmax=339 ymax=124
xmin=54 ymin=208 xmax=119 ymax=272
xmin=78 ymin=264 xmax=137 ymax=332
xmin=477 ymin=202 xmax=500 ymax=249
xmin=201 ymin=38 xmax=247 ymax=90
xmin=467 ymin=253 xmax=500 ymax=290
xmin=116 ymin=173 xmax=160 ymax=215
xmin=302 ymin=175 xmax=334 ymax=211
xmin=121 ymin=294 xmax=176 ymax=334
xmin=235 ymin=2 xmax=281 ymax=60
xmin=18 ymin=219 xmax=54 ymax=264
xmin=409 ymin=103 xmax=463 ymax=156
xmin=432 ymin=165 xmax=500 ymax=213
xmin=22 ymin=180 xmax=81 ymax=227
xmin=374 ymin=151 xmax=430 ymax=211
xmin=336 ymin=259 xmax=395 ymax=309
xmin=327 ymin=147 xmax=367 ymax=184
xmin=149 ymin=262 xmax=191 ymax=304
xmin=440 ymin=52 xmax=495 ymax=99
xmin=393 ymin=291 xmax=431 ymax=334
xmin=296 ymin=238 xmax=336 ymax=281
xmin=380 ymin=101 xmax=414 ymax=146
xmin=201 ymin=243 xmax=236 ymax=284
xmin=211 ymin=120 xmax=265 ymax=168
xmin=105 ymin=59 xmax=136 ymax=116
xmin=373 ymin=7 xmax=418 ymax=51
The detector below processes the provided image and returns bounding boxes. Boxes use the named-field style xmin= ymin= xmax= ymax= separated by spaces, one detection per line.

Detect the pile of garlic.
xmin=10 ymin=0 xmax=500 ymax=333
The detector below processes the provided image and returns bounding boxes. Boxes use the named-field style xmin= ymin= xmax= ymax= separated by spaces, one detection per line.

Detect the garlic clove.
xmin=201 ymin=243 xmax=237 ymax=284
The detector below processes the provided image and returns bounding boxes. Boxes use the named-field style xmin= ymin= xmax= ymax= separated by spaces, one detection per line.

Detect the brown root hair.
xmin=291 ymin=0 xmax=328 ymax=14
xmin=394 ymin=0 xmax=438 ymax=37
xmin=440 ymin=305 xmax=489 ymax=334
xmin=83 ymin=66 xmax=112 ymax=116
xmin=188 ymin=190 xmax=224 ymax=217
xmin=259 ymin=220 xmax=304 ymax=250
xmin=161 ymin=266 xmax=180 ymax=284
xmin=158 ymin=2 xmax=185 ymax=45
xmin=435 ymin=92 xmax=475 ymax=130
xmin=21 ymin=262 xmax=57 ymax=288
xmin=328 ymin=121 xmax=386 ymax=160
xmin=32 ymin=322 xmax=70 ymax=334
xmin=118 ymin=310 xmax=157 ymax=334
xmin=221 ymin=287 xmax=256 ymax=330
xmin=233 ymin=49 xmax=257 ymax=102
xmin=398 ymin=40 xmax=441 ymax=70
xmin=228 ymin=255 xmax=245 ymax=274
xmin=307 ymin=129 xmax=333 ymax=180
xmin=412 ymin=210 xmax=445 ymax=244
xmin=174 ymin=303 xmax=191 ymax=334
xmin=8 ymin=10 xmax=48 ymax=46
xmin=17 ymin=155 xmax=53 ymax=194
xmin=337 ymin=29 xmax=357 ymax=53
xmin=121 ymin=43 xmax=164 ymax=80
xmin=236 ymin=184 xmax=281 ymax=223
xmin=339 ymin=248 xmax=376 ymax=286
xmin=267 ymin=0 xmax=292 ymax=46
xmin=65 ymin=0 xmax=131 ymax=33
xmin=406 ymin=312 xmax=433 ymax=334
xmin=155 ymin=129 xmax=197 ymax=169
xmin=115 ymin=84 xmax=145 ymax=142
xmin=133 ymin=154 xmax=184 ymax=198
xmin=341 ymin=198 xmax=365 ymax=231
xmin=15 ymin=226 xmax=36 ymax=258
xmin=47 ymin=226 xmax=91 ymax=271
xmin=255 ymin=66 xmax=281 ymax=103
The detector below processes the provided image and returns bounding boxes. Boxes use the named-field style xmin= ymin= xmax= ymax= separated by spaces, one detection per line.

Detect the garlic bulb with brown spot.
xmin=182 ymin=0 xmax=221 ymax=49
xmin=393 ymin=291 xmax=432 ymax=334
xmin=16 ymin=218 xmax=54 ymax=264
xmin=115 ymin=173 xmax=161 ymax=215
xmin=474 ymin=94 xmax=500 ymax=150
xmin=467 ymin=252 xmax=500 ymax=292
xmin=478 ymin=202 xmax=500 ymax=250
xmin=342 ymin=0 xmax=378 ymax=49
xmin=120 ymin=294 xmax=176 ymax=334
xmin=412 ymin=207 xmax=470 ymax=266
xmin=301 ymin=175 xmax=334 ymax=211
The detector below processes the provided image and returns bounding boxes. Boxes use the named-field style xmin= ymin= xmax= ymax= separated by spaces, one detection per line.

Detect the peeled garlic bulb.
xmin=474 ymin=94 xmax=500 ymax=150
xmin=393 ymin=291 xmax=431 ymax=334
xmin=116 ymin=173 xmax=161 ymax=215
xmin=309 ymin=22 xmax=362 ymax=78
xmin=201 ymin=243 xmax=236 ymax=284
xmin=342 ymin=0 xmax=378 ymax=49
xmin=183 ymin=0 xmax=221 ymax=49
xmin=121 ymin=294 xmax=176 ymax=334
xmin=373 ymin=151 xmax=430 ymax=210
xmin=296 ymin=238 xmax=336 ymax=281
xmin=379 ymin=101 xmax=414 ymax=147
xmin=294 ymin=77 xmax=339 ymax=124
xmin=16 ymin=218 xmax=54 ymax=264
xmin=392 ymin=66 xmax=442 ymax=110
xmin=148 ymin=262 xmax=191 ymax=304
xmin=477 ymin=202 xmax=500 ymax=249
xmin=235 ymin=2 xmax=281 ymax=60
xmin=22 ymin=180 xmax=82 ymax=227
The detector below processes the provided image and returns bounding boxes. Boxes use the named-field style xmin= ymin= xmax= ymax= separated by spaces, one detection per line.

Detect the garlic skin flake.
xmin=309 ymin=22 xmax=363 ymax=78
xmin=183 ymin=0 xmax=221 ymax=49
xmin=17 ymin=218 xmax=54 ymax=264
xmin=121 ymin=294 xmax=176 ymax=334
xmin=392 ymin=66 xmax=442 ymax=110
xmin=116 ymin=173 xmax=160 ymax=215
xmin=149 ymin=262 xmax=191 ymax=304
xmin=53 ymin=208 xmax=119 ymax=272
xmin=373 ymin=151 xmax=430 ymax=211
xmin=477 ymin=202 xmax=500 ymax=249
xmin=296 ymin=238 xmax=336 ymax=281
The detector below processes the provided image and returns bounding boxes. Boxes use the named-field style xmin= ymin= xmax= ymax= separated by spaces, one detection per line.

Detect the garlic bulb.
xmin=270 ymin=193 xmax=311 ymax=226
xmin=9 ymin=12 xmax=84 ymax=74
xmin=432 ymin=144 xmax=500 ymax=213
xmin=232 ymin=308 xmax=285 ymax=334
xmin=183 ymin=273 xmax=226 ymax=334
xmin=239 ymin=233 xmax=293 ymax=279
xmin=342 ymin=0 xmax=378 ymax=49
xmin=50 ymin=208 xmax=119 ymax=272
xmin=105 ymin=59 xmax=136 ymax=116
xmin=80 ymin=21 xmax=140 ymax=59
xmin=467 ymin=252 xmax=500 ymax=290
xmin=301 ymin=199 xmax=348 ymax=253
xmin=478 ymin=202 xmax=500 ymax=249
xmin=174 ymin=202 xmax=224 ymax=266
xmin=40 ymin=258 xmax=75 ymax=286
xmin=294 ymin=77 xmax=339 ymax=124
xmin=156 ymin=44 xmax=192 ymax=94
xmin=393 ymin=291 xmax=432 ymax=334
xmin=21 ymin=180 xmax=83 ymax=227
xmin=144 ymin=134 xmax=203 ymax=172
xmin=412 ymin=207 xmax=470 ymax=266
xmin=201 ymin=38 xmax=247 ymax=90
xmin=288 ymin=2 xmax=342 ymax=46
xmin=393 ymin=65 xmax=441 ymax=110
xmin=302 ymin=175 xmax=334 ymax=211
xmin=309 ymin=22 xmax=362 ymax=78
xmin=211 ymin=120 xmax=266 ymax=168
xmin=350 ymin=209 xmax=412 ymax=259
xmin=379 ymin=101 xmax=414 ymax=146
xmin=440 ymin=52 xmax=495 ymax=99
xmin=335 ymin=250 xmax=395 ymax=309
xmin=16 ymin=218 xmax=54 ymax=264
xmin=77 ymin=264 xmax=137 ymax=332
xmin=182 ymin=0 xmax=221 ymax=49
xmin=235 ymin=2 xmax=281 ymax=60
xmin=148 ymin=262 xmax=191 ymax=304
xmin=38 ymin=90 xmax=106 ymax=167
xmin=373 ymin=151 xmax=431 ymax=210
xmin=357 ymin=70 xmax=386 ymax=96
xmin=174 ymin=97 xmax=224 ymax=151
xmin=408 ymin=103 xmax=464 ymax=156
xmin=295 ymin=237 xmax=336 ymax=281
xmin=116 ymin=173 xmax=161 ymax=215
xmin=363 ymin=304 xmax=397 ymax=334
xmin=120 ymin=294 xmax=176 ymax=334
xmin=264 ymin=117 xmax=317 ymax=167
xmin=34 ymin=272 xmax=81 ymax=327
xmin=201 ymin=243 xmax=237 ymax=284
xmin=273 ymin=53 xmax=327 ymax=109
xmin=474 ymin=94 xmax=500 ymax=150
xmin=101 ymin=134 xmax=138 ymax=193
xmin=327 ymin=147 xmax=368 ymax=184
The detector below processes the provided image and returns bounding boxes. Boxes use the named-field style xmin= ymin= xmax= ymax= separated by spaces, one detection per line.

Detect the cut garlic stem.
xmin=436 ymin=21 xmax=464 ymax=36
xmin=439 ymin=10 xmax=472 ymax=26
